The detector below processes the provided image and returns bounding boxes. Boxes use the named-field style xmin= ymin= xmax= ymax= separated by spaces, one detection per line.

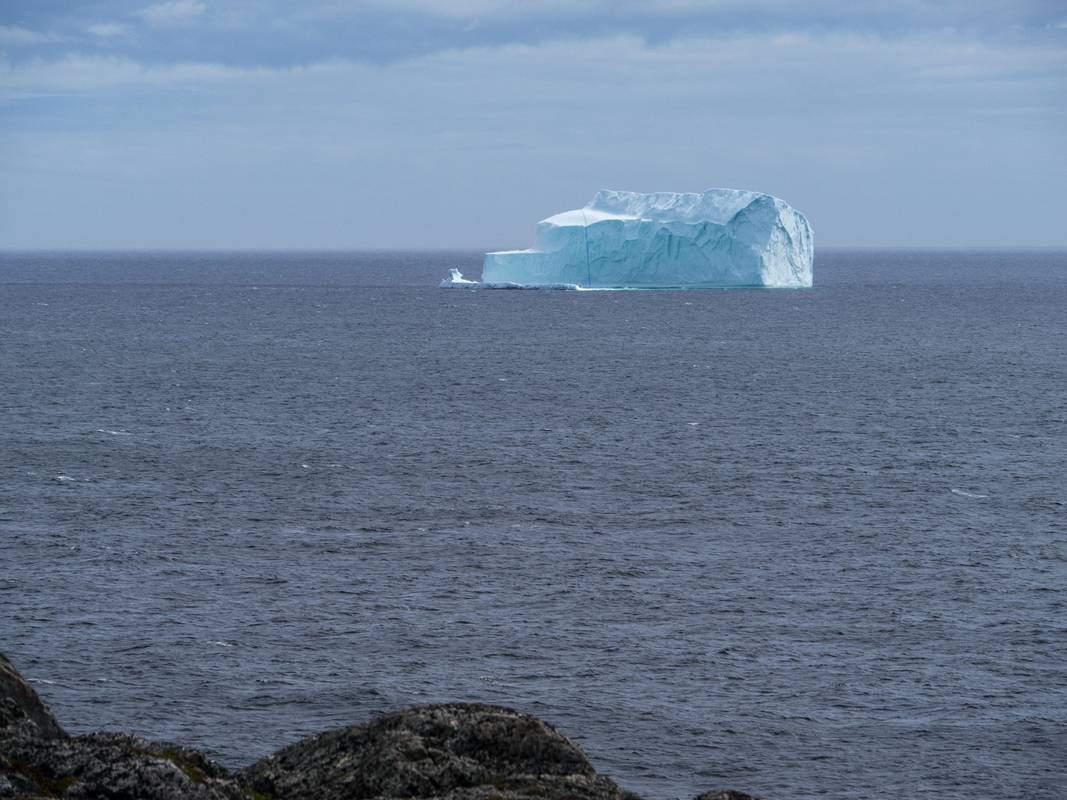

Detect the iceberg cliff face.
xmin=480 ymin=189 xmax=813 ymax=289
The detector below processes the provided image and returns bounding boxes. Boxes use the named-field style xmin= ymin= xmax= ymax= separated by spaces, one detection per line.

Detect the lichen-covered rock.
xmin=0 ymin=653 xmax=65 ymax=740
xmin=1 ymin=654 xmax=243 ymax=799
xmin=1 ymin=731 xmax=246 ymax=800
xmin=3 ymin=652 xmax=767 ymax=800
xmin=239 ymin=703 xmax=640 ymax=800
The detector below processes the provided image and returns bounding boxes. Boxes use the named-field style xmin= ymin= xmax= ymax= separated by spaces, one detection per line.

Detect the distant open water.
xmin=1 ymin=250 xmax=1065 ymax=800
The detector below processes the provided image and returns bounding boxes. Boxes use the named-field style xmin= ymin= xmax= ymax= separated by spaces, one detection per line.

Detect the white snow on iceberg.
xmin=443 ymin=189 xmax=813 ymax=290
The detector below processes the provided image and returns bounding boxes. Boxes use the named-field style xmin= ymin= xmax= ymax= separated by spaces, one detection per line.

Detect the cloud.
xmin=0 ymin=25 xmax=66 ymax=44
xmin=341 ymin=0 xmax=803 ymax=20
xmin=338 ymin=0 xmax=1058 ymax=25
xmin=2 ymin=31 xmax=1063 ymax=101
xmin=87 ymin=23 xmax=130 ymax=38
xmin=2 ymin=30 xmax=1065 ymax=247
xmin=137 ymin=0 xmax=208 ymax=27
xmin=0 ymin=54 xmax=263 ymax=92
xmin=347 ymin=0 xmax=581 ymax=16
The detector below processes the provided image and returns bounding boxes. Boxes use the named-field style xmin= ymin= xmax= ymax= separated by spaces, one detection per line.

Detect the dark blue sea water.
xmin=1 ymin=250 xmax=1065 ymax=800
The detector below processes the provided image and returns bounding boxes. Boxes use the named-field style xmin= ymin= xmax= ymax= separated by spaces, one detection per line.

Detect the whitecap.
xmin=951 ymin=488 xmax=989 ymax=499
xmin=439 ymin=269 xmax=580 ymax=290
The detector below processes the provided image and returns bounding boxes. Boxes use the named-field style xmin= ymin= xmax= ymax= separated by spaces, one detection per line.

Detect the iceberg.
xmin=443 ymin=189 xmax=813 ymax=289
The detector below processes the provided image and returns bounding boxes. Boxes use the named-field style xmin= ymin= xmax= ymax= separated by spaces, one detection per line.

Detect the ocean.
xmin=1 ymin=249 xmax=1065 ymax=799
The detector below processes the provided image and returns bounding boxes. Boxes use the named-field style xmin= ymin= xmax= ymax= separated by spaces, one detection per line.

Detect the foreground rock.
xmin=1 ymin=653 xmax=762 ymax=799
xmin=240 ymin=703 xmax=638 ymax=800
xmin=0 ymin=654 xmax=64 ymax=740
xmin=1 ymin=731 xmax=244 ymax=800
xmin=1 ymin=653 xmax=241 ymax=799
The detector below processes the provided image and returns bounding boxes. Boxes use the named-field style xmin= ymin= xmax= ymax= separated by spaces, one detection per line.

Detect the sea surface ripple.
xmin=1 ymin=250 xmax=1065 ymax=799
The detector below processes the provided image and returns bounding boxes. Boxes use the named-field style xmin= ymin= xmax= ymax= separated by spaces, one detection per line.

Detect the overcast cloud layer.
xmin=2 ymin=1 xmax=1066 ymax=248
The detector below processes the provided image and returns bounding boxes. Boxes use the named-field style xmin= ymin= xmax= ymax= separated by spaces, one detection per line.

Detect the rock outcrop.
xmin=239 ymin=704 xmax=638 ymax=800
xmin=0 ymin=654 xmax=64 ymax=741
xmin=1 ymin=653 xmax=762 ymax=800
xmin=1 ymin=731 xmax=244 ymax=800
xmin=1 ymin=654 xmax=241 ymax=799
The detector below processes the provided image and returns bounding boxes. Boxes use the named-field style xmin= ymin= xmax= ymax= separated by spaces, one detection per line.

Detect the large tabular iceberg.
xmin=443 ymin=188 xmax=813 ymax=289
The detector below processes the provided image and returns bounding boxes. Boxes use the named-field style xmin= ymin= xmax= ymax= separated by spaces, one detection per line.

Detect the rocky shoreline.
xmin=2 ymin=653 xmax=760 ymax=800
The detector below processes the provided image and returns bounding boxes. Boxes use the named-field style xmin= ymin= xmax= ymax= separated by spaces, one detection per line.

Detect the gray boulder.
xmin=2 ymin=652 xmax=766 ymax=800
xmin=1 ymin=654 xmax=241 ymax=799
xmin=0 ymin=653 xmax=65 ymax=740
xmin=239 ymin=703 xmax=640 ymax=800
xmin=0 ymin=731 xmax=245 ymax=800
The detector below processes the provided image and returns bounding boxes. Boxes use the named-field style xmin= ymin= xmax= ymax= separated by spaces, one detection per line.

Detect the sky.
xmin=1 ymin=1 xmax=1065 ymax=249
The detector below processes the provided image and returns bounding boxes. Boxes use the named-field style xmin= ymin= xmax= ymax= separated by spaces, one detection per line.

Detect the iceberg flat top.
xmin=537 ymin=188 xmax=765 ymax=230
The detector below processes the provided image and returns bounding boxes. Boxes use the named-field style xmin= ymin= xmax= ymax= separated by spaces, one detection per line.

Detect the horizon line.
xmin=3 ymin=245 xmax=1067 ymax=254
